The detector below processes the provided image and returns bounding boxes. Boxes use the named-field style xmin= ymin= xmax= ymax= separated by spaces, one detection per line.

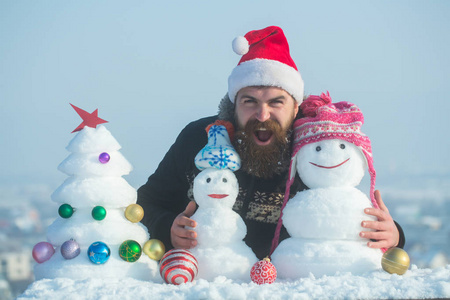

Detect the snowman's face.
xmin=296 ymin=140 xmax=367 ymax=189
xmin=193 ymin=168 xmax=239 ymax=209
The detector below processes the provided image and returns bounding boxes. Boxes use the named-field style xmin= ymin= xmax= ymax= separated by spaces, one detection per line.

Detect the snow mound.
xmin=19 ymin=265 xmax=450 ymax=300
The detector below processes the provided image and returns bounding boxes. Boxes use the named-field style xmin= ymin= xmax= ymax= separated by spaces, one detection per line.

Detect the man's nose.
xmin=256 ymin=104 xmax=270 ymax=122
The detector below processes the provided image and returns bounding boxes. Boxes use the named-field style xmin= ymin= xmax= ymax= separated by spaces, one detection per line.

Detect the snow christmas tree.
xmin=32 ymin=104 xmax=160 ymax=281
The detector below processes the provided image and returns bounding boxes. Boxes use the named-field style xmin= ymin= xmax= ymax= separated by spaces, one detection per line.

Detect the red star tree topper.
xmin=70 ymin=103 xmax=108 ymax=133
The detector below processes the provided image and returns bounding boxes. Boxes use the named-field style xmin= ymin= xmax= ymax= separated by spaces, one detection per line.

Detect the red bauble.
xmin=250 ymin=258 xmax=277 ymax=284
xmin=159 ymin=249 xmax=198 ymax=285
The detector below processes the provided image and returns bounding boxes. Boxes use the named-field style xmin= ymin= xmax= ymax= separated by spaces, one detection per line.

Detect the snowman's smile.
xmin=309 ymin=158 xmax=350 ymax=169
xmin=208 ymin=194 xmax=228 ymax=199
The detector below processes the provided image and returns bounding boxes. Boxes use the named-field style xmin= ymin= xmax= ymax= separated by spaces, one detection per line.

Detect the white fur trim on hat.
xmin=228 ymin=58 xmax=304 ymax=104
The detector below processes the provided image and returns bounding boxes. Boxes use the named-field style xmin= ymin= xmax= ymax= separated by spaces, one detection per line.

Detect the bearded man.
xmin=137 ymin=26 xmax=404 ymax=260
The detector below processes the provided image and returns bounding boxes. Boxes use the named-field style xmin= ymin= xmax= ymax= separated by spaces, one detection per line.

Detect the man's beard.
xmin=233 ymin=118 xmax=293 ymax=179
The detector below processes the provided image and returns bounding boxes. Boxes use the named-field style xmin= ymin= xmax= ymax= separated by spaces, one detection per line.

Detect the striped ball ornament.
xmin=159 ymin=249 xmax=198 ymax=285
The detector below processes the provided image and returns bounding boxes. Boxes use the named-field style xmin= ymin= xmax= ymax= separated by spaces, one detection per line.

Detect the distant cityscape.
xmin=0 ymin=184 xmax=56 ymax=299
xmin=1 ymin=174 xmax=448 ymax=299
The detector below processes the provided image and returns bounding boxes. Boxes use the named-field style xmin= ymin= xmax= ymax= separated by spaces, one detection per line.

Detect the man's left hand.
xmin=360 ymin=190 xmax=399 ymax=249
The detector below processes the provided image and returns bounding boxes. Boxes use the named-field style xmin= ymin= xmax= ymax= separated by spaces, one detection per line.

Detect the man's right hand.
xmin=170 ymin=201 xmax=198 ymax=249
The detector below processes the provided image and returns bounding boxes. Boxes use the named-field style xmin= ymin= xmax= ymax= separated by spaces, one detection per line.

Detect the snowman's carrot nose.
xmin=309 ymin=158 xmax=350 ymax=169
xmin=208 ymin=194 xmax=228 ymax=199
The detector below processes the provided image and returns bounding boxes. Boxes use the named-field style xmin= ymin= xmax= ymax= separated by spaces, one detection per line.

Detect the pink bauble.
xmin=32 ymin=242 xmax=55 ymax=263
xmin=159 ymin=249 xmax=198 ymax=285
xmin=250 ymin=258 xmax=277 ymax=284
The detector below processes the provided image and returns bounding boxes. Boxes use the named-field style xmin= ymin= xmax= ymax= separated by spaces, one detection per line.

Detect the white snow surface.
xmin=58 ymin=151 xmax=132 ymax=176
xmin=19 ymin=265 xmax=450 ymax=299
xmin=51 ymin=176 xmax=137 ymax=206
xmin=66 ymin=125 xmax=121 ymax=153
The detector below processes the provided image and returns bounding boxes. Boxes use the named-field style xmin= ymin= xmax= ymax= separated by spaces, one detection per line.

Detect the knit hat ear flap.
xmin=289 ymin=155 xmax=297 ymax=182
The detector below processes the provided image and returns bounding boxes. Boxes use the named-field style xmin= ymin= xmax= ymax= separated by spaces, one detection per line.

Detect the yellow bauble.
xmin=125 ymin=204 xmax=144 ymax=223
xmin=143 ymin=239 xmax=165 ymax=261
xmin=381 ymin=247 xmax=410 ymax=275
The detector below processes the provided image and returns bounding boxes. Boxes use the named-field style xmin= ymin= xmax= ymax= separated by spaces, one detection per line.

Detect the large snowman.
xmin=271 ymin=92 xmax=383 ymax=279
xmin=187 ymin=121 xmax=258 ymax=282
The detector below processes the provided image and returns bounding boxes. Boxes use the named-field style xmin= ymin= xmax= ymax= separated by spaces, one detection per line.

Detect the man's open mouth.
xmin=254 ymin=128 xmax=273 ymax=143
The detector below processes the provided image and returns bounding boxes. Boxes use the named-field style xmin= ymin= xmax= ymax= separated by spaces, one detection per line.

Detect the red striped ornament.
xmin=159 ymin=249 xmax=198 ymax=285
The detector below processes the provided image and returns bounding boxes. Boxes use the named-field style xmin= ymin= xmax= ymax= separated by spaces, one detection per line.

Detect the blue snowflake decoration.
xmin=195 ymin=125 xmax=241 ymax=171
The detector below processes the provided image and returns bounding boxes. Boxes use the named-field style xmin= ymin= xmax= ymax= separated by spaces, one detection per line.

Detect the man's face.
xmin=232 ymin=86 xmax=299 ymax=178
xmin=234 ymin=86 xmax=299 ymax=145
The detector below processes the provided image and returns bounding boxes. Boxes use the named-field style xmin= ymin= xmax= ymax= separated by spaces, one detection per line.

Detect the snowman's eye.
xmin=222 ymin=178 xmax=227 ymax=183
xmin=340 ymin=144 xmax=345 ymax=149
xmin=316 ymin=146 xmax=321 ymax=152
xmin=206 ymin=178 xmax=211 ymax=183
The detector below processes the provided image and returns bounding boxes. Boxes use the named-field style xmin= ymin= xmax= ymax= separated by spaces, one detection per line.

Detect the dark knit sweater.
xmin=137 ymin=116 xmax=405 ymax=260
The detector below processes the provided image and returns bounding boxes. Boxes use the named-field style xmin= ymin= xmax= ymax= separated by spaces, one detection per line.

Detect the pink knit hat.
xmin=228 ymin=26 xmax=304 ymax=103
xmin=270 ymin=91 xmax=379 ymax=255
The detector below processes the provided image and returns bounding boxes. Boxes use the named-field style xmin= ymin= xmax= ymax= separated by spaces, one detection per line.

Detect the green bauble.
xmin=119 ymin=240 xmax=142 ymax=262
xmin=92 ymin=206 xmax=107 ymax=221
xmin=59 ymin=204 xmax=74 ymax=219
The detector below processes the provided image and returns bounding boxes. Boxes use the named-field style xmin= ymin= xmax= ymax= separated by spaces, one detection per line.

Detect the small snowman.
xmin=187 ymin=120 xmax=258 ymax=282
xmin=271 ymin=92 xmax=383 ymax=279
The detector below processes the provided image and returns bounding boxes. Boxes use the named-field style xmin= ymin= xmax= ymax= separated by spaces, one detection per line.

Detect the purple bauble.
xmin=32 ymin=242 xmax=55 ymax=263
xmin=98 ymin=152 xmax=110 ymax=164
xmin=61 ymin=239 xmax=81 ymax=260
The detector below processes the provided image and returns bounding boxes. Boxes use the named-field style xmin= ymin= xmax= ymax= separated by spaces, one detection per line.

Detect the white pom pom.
xmin=232 ymin=36 xmax=249 ymax=55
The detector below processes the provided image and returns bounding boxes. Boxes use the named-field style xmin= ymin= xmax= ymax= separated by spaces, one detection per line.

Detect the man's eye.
xmin=270 ymin=100 xmax=284 ymax=106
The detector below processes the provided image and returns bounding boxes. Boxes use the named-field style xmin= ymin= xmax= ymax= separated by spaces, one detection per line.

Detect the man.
xmin=137 ymin=26 xmax=404 ymax=260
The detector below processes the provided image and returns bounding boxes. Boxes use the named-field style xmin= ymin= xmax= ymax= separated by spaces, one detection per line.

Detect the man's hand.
xmin=171 ymin=201 xmax=198 ymax=249
xmin=360 ymin=190 xmax=399 ymax=249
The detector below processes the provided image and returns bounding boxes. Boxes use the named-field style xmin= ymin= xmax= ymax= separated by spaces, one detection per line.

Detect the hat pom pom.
xmin=232 ymin=36 xmax=249 ymax=55
xmin=300 ymin=91 xmax=332 ymax=117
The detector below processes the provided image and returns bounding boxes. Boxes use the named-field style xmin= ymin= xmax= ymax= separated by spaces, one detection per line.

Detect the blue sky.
xmin=1 ymin=0 xmax=449 ymax=190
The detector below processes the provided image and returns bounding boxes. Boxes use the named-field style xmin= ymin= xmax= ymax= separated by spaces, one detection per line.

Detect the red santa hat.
xmin=228 ymin=26 xmax=304 ymax=103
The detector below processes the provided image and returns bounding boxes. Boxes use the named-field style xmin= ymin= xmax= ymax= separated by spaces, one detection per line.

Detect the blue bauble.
xmin=87 ymin=241 xmax=110 ymax=264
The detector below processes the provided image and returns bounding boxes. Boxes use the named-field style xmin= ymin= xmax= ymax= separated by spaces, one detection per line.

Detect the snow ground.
xmin=18 ymin=265 xmax=450 ymax=300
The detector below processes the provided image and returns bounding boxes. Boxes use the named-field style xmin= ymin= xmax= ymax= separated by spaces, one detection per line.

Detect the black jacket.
xmin=137 ymin=116 xmax=405 ymax=260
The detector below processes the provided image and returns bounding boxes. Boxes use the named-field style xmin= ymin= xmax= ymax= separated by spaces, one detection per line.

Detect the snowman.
xmin=271 ymin=92 xmax=383 ymax=279
xmin=187 ymin=121 xmax=258 ymax=282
